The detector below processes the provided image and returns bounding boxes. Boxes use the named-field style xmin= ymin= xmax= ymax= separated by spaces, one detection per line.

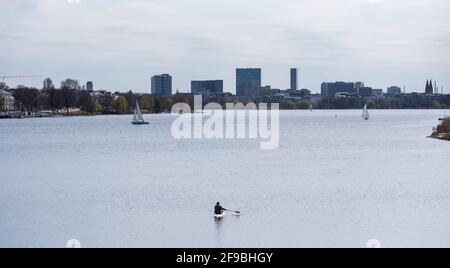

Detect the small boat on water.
xmin=213 ymin=212 xmax=225 ymax=219
xmin=131 ymin=100 xmax=149 ymax=125
xmin=362 ymin=104 xmax=370 ymax=120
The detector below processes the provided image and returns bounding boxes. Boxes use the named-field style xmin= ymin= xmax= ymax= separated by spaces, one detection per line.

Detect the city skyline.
xmin=1 ymin=0 xmax=449 ymax=93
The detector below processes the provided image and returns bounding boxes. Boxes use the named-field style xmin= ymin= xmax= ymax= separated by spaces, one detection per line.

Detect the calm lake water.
xmin=0 ymin=110 xmax=449 ymax=248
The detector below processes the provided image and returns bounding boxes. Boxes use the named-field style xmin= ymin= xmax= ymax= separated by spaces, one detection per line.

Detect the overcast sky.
xmin=1 ymin=0 xmax=449 ymax=93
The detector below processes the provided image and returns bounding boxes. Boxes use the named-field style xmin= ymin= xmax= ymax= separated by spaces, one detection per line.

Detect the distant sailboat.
xmin=362 ymin=104 xmax=370 ymax=120
xmin=132 ymin=100 xmax=149 ymax=125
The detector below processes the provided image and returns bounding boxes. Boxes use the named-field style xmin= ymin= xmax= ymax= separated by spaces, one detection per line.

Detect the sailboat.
xmin=131 ymin=100 xmax=149 ymax=125
xmin=362 ymin=104 xmax=370 ymax=120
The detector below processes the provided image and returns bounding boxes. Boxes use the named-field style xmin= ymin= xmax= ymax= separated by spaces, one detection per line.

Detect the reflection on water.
xmin=214 ymin=217 xmax=224 ymax=246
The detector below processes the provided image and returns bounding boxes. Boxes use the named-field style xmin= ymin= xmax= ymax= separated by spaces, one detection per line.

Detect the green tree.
xmin=95 ymin=101 xmax=102 ymax=113
xmin=37 ymin=91 xmax=49 ymax=110
xmin=13 ymin=87 xmax=40 ymax=112
xmin=114 ymin=96 xmax=128 ymax=114
xmin=61 ymin=79 xmax=81 ymax=114
xmin=296 ymin=100 xmax=312 ymax=110
xmin=332 ymin=98 xmax=351 ymax=109
xmin=124 ymin=91 xmax=136 ymax=110
xmin=367 ymin=100 xmax=377 ymax=109
xmin=280 ymin=100 xmax=295 ymax=110
xmin=0 ymin=82 xmax=8 ymax=91
xmin=61 ymin=79 xmax=81 ymax=91
xmin=431 ymin=101 xmax=441 ymax=109
xmin=79 ymin=93 xmax=96 ymax=114
xmin=43 ymin=78 xmax=54 ymax=91
xmin=98 ymin=94 xmax=115 ymax=114
xmin=161 ymin=97 xmax=174 ymax=112
xmin=61 ymin=88 xmax=79 ymax=114
xmin=49 ymin=89 xmax=64 ymax=112
xmin=154 ymin=97 xmax=162 ymax=113
xmin=141 ymin=95 xmax=155 ymax=112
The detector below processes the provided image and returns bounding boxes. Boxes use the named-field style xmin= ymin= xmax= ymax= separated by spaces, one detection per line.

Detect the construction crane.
xmin=1 ymin=75 xmax=42 ymax=83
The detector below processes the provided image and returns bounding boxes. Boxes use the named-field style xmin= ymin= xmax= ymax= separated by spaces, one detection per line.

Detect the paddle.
xmin=225 ymin=209 xmax=241 ymax=214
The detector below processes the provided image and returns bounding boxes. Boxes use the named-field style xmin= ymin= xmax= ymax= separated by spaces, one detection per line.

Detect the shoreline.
xmin=1 ymin=108 xmax=449 ymax=119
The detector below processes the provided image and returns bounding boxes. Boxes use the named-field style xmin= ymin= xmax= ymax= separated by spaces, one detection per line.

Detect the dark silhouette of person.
xmin=214 ymin=202 xmax=226 ymax=214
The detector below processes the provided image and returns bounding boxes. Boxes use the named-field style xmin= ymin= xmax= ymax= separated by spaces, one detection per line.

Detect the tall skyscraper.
xmin=86 ymin=81 xmax=93 ymax=92
xmin=236 ymin=68 xmax=261 ymax=96
xmin=290 ymin=68 xmax=298 ymax=90
xmin=191 ymin=80 xmax=223 ymax=96
xmin=151 ymin=74 xmax=172 ymax=96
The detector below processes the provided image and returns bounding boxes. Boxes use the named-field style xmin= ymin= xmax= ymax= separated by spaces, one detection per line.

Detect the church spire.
xmin=425 ymin=79 xmax=434 ymax=94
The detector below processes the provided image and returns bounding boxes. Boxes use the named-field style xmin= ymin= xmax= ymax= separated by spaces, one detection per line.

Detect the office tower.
xmin=86 ymin=81 xmax=93 ymax=92
xmin=236 ymin=68 xmax=261 ymax=96
xmin=191 ymin=80 xmax=224 ymax=96
xmin=151 ymin=74 xmax=172 ymax=96
xmin=290 ymin=68 xmax=298 ymax=90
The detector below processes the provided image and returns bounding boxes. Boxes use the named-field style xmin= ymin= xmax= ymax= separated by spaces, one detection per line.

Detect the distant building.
xmin=191 ymin=80 xmax=223 ymax=96
xmin=0 ymin=90 xmax=15 ymax=111
xmin=359 ymin=87 xmax=373 ymax=97
xmin=151 ymin=74 xmax=172 ymax=96
xmin=236 ymin=68 xmax=261 ymax=96
xmin=335 ymin=92 xmax=358 ymax=98
xmin=244 ymin=85 xmax=279 ymax=98
xmin=355 ymin=82 xmax=365 ymax=94
xmin=387 ymin=86 xmax=402 ymax=95
xmin=290 ymin=68 xmax=298 ymax=90
xmin=287 ymin=88 xmax=310 ymax=97
xmin=86 ymin=81 xmax=94 ymax=92
xmin=321 ymin=82 xmax=356 ymax=97
xmin=372 ymin=89 xmax=383 ymax=96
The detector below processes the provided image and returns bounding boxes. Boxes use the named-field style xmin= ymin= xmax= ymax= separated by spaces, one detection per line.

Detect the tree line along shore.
xmin=1 ymin=78 xmax=450 ymax=116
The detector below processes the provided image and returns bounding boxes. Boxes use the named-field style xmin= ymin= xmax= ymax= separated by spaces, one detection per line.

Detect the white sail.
xmin=135 ymin=101 xmax=144 ymax=122
xmin=362 ymin=104 xmax=370 ymax=120
xmin=132 ymin=100 xmax=147 ymax=124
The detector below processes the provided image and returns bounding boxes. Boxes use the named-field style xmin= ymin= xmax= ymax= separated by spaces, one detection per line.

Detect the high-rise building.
xmin=191 ymin=80 xmax=224 ymax=96
xmin=290 ymin=68 xmax=298 ymax=90
xmin=387 ymin=86 xmax=402 ymax=95
xmin=151 ymin=74 xmax=172 ymax=96
xmin=321 ymin=82 xmax=356 ymax=97
xmin=236 ymin=68 xmax=261 ymax=96
xmin=86 ymin=81 xmax=93 ymax=92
